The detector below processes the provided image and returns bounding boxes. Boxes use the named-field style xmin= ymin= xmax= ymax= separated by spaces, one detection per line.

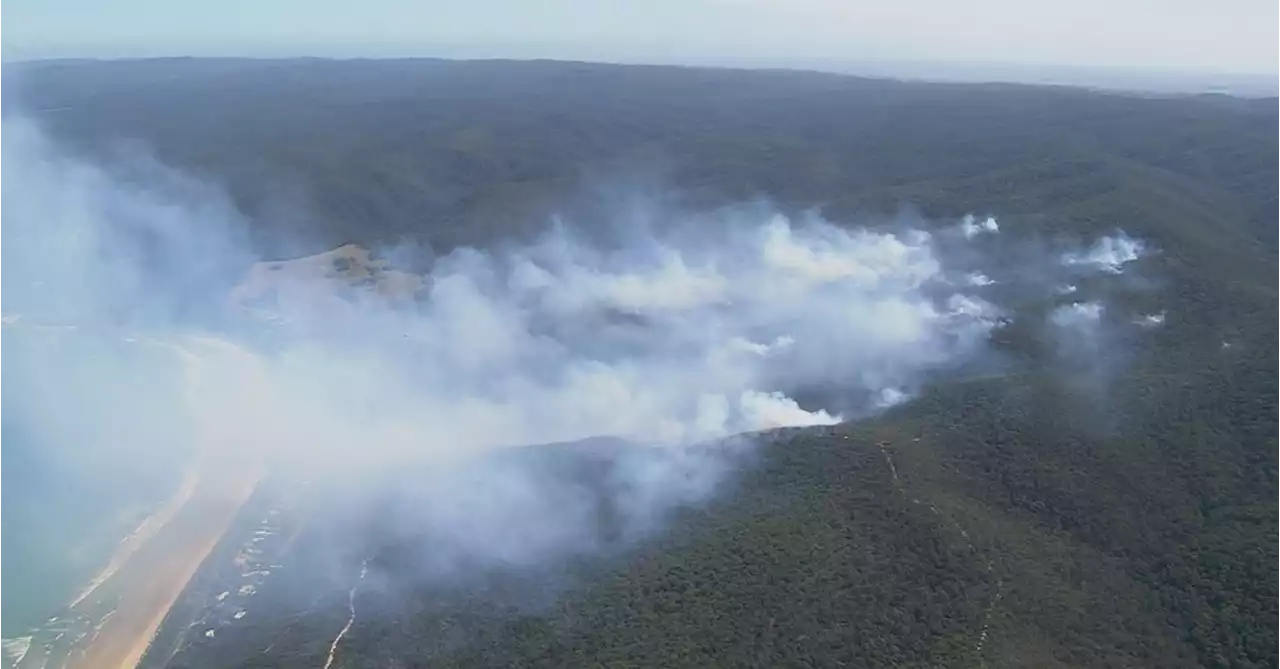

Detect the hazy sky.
xmin=3 ymin=0 xmax=1277 ymax=74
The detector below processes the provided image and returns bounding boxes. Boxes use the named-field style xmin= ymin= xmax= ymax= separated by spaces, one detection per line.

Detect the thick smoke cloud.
xmin=1 ymin=116 xmax=1153 ymax=596
xmin=1 ymin=119 xmax=253 ymax=328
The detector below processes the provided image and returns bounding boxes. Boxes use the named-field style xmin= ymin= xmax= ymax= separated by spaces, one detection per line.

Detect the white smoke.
xmin=874 ymin=387 xmax=909 ymax=408
xmin=227 ymin=208 xmax=999 ymax=459
xmin=1062 ymin=232 xmax=1145 ymax=273
xmin=11 ymin=116 xmax=1133 ymax=591
xmin=1050 ymin=301 xmax=1104 ymax=329
xmin=1136 ymin=311 xmax=1167 ymax=327
xmin=966 ymin=272 xmax=995 ymax=286
xmin=1046 ymin=300 xmax=1115 ymax=394
xmin=0 ymin=113 xmax=1167 ymax=630
xmin=959 ymin=214 xmax=1000 ymax=239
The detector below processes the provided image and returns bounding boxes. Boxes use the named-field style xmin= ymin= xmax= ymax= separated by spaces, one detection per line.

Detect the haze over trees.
xmin=4 ymin=58 xmax=1276 ymax=669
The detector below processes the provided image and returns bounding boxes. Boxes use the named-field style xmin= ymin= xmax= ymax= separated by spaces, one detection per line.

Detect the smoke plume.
xmin=1 ymin=116 xmax=1153 ymax=596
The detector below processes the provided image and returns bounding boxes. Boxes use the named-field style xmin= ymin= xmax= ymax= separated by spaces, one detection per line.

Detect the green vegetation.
xmin=8 ymin=58 xmax=1275 ymax=668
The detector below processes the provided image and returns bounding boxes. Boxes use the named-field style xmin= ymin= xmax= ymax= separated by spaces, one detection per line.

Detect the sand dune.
xmin=229 ymin=243 xmax=427 ymax=321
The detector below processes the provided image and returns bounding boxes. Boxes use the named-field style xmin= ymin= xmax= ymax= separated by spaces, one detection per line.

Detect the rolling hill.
xmin=4 ymin=58 xmax=1276 ymax=669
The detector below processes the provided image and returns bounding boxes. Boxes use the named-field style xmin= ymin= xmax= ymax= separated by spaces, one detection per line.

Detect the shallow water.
xmin=1 ymin=326 xmax=195 ymax=636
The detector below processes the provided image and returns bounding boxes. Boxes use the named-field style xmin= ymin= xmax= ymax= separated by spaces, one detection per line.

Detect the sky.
xmin=2 ymin=0 xmax=1277 ymax=76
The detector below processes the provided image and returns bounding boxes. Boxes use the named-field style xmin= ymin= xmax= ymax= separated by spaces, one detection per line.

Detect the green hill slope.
xmin=7 ymin=58 xmax=1275 ymax=669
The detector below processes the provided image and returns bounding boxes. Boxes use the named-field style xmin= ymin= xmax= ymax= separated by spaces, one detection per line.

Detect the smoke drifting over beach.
xmin=1 ymin=116 xmax=1154 ymax=585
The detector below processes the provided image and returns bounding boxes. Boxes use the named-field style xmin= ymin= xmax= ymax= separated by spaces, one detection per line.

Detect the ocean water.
xmin=1 ymin=326 xmax=194 ymax=636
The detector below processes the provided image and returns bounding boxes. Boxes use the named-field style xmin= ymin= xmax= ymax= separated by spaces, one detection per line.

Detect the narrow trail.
xmin=973 ymin=565 xmax=1005 ymax=667
xmin=869 ymin=437 xmax=1003 ymax=667
xmin=321 ymin=559 xmax=369 ymax=669
xmin=875 ymin=440 xmax=900 ymax=482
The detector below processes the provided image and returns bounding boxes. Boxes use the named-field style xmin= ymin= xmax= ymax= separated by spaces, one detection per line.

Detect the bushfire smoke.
xmin=1 ymin=116 xmax=1152 ymax=593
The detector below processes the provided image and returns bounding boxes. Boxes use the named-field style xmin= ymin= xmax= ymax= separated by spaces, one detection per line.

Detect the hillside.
xmin=4 ymin=59 xmax=1276 ymax=669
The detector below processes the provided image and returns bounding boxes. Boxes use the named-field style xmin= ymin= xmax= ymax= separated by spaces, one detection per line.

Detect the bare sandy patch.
xmin=228 ymin=243 xmax=427 ymax=321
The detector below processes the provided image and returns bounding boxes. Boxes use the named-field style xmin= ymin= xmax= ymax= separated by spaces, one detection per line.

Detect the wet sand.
xmin=65 ymin=339 xmax=263 ymax=669
xmin=9 ymin=317 xmax=273 ymax=669
xmin=68 ymin=463 xmax=202 ymax=610
xmin=65 ymin=463 xmax=261 ymax=669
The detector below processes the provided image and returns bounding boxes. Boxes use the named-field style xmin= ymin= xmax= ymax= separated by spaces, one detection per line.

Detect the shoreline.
xmin=68 ymin=462 xmax=202 ymax=610
xmin=119 ymin=474 xmax=263 ymax=669
xmin=69 ymin=467 xmax=262 ymax=669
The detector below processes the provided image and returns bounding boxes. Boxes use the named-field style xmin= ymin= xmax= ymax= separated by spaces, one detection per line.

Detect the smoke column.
xmin=1 ymin=116 xmax=1149 ymax=591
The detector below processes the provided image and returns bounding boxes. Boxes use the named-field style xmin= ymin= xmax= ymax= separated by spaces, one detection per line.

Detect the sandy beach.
xmin=55 ymin=338 xmax=267 ymax=669
xmin=67 ymin=463 xmax=261 ymax=669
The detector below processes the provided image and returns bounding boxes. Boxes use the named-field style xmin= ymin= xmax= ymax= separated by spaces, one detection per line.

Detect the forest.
xmin=6 ymin=58 xmax=1277 ymax=668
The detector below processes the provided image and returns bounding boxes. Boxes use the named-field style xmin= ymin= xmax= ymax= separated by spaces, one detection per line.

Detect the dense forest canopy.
xmin=4 ymin=59 xmax=1276 ymax=669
